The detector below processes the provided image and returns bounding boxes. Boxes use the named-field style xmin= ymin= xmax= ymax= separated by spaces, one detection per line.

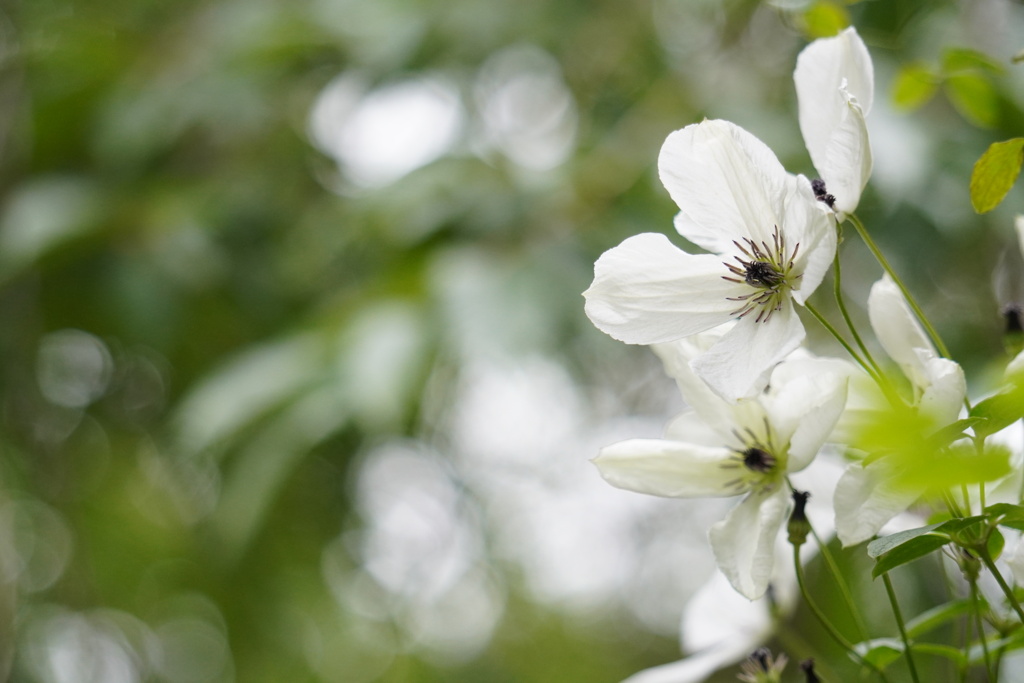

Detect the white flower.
xmin=592 ymin=340 xmax=848 ymax=599
xmin=618 ymin=455 xmax=845 ymax=683
xmin=833 ymin=274 xmax=967 ymax=546
xmin=794 ymin=26 xmax=874 ymax=217
xmin=583 ymin=119 xmax=836 ymax=401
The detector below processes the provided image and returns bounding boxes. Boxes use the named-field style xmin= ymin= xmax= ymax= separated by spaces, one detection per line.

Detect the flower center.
xmin=721 ymin=225 xmax=801 ymax=323
xmin=719 ymin=423 xmax=784 ymax=493
xmin=742 ymin=447 xmax=776 ymax=473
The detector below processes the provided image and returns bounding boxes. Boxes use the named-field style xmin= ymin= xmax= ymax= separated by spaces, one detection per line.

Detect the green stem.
xmin=832 ymin=251 xmax=883 ymax=379
xmin=845 ymin=213 xmax=951 ymax=359
xmin=804 ymin=301 xmax=880 ymax=384
xmin=882 ymin=572 xmax=920 ymax=683
xmin=979 ymin=550 xmax=1024 ymax=623
xmin=793 ymin=545 xmax=890 ymax=681
xmin=811 ymin=527 xmax=868 ymax=641
xmin=969 ymin=577 xmax=995 ymax=682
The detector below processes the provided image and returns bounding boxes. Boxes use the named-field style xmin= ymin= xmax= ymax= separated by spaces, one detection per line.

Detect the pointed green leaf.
xmin=971 ymin=138 xmax=1024 ymax=213
xmin=970 ymin=383 xmax=1024 ymax=435
xmin=947 ymin=73 xmax=999 ymax=128
xmin=868 ymin=523 xmax=944 ymax=558
xmin=892 ymin=63 xmax=939 ymax=110
xmin=942 ymin=47 xmax=1005 ymax=75
xmin=870 ymin=534 xmax=951 ymax=578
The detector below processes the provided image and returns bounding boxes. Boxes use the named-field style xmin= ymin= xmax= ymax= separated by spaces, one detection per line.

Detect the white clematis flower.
xmin=592 ymin=340 xmax=848 ymax=599
xmin=795 ymin=26 xmax=874 ymax=217
xmin=833 ymin=274 xmax=967 ymax=546
xmin=621 ymin=456 xmax=845 ymax=683
xmin=584 ymin=119 xmax=836 ymax=401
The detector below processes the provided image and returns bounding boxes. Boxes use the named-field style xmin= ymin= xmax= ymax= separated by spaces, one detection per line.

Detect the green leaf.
xmin=853 ymin=638 xmax=904 ymax=669
xmin=870 ymin=531 xmax=951 ymax=578
xmin=988 ymin=526 xmax=1006 ymax=561
xmin=802 ymin=1 xmax=850 ymax=39
xmin=942 ymin=47 xmax=1005 ymax=75
xmin=892 ymin=63 xmax=939 ymax=110
xmin=946 ymin=73 xmax=1000 ymax=128
xmin=906 ymin=599 xmax=973 ymax=638
xmin=868 ymin=523 xmax=944 ymax=558
xmin=985 ymin=503 xmax=1024 ymax=531
xmin=927 ymin=417 xmax=983 ymax=450
xmin=970 ymin=384 xmax=1024 ymax=435
xmin=971 ymin=138 xmax=1024 ymax=212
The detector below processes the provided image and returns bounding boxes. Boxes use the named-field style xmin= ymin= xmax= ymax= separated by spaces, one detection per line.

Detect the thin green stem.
xmin=979 ymin=550 xmax=1024 ymax=623
xmin=832 ymin=251 xmax=883 ymax=378
xmin=793 ymin=545 xmax=891 ymax=682
xmin=845 ymin=213 xmax=951 ymax=359
xmin=969 ymin=577 xmax=995 ymax=682
xmin=882 ymin=572 xmax=920 ymax=683
xmin=811 ymin=527 xmax=868 ymax=641
xmin=804 ymin=301 xmax=880 ymax=384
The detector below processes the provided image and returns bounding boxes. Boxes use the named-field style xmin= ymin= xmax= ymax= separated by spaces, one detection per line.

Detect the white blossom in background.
xmin=592 ymin=337 xmax=848 ymax=599
xmin=833 ymin=274 xmax=967 ymax=546
xmin=794 ymin=26 xmax=874 ymax=217
xmin=584 ymin=119 xmax=836 ymax=401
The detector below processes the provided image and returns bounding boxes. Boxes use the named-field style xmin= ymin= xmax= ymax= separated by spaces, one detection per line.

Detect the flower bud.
xmin=787 ymin=489 xmax=812 ymax=548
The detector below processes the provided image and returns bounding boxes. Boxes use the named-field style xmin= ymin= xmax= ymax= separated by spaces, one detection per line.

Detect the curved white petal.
xmin=820 ymin=89 xmax=872 ymax=215
xmin=584 ymin=233 xmax=743 ymax=344
xmin=621 ymin=640 xmax=755 ymax=683
xmin=919 ymin=355 xmax=966 ymax=427
xmin=783 ymin=175 xmax=837 ymax=304
xmin=795 ymin=27 xmax=874 ymax=214
xmin=653 ymin=335 xmax=752 ymax=437
xmin=765 ymin=370 xmax=848 ymax=472
xmin=592 ymin=439 xmax=745 ymax=498
xmin=673 ymin=210 xmax=735 ymax=255
xmin=659 ymin=119 xmax=790 ymax=250
xmin=709 ymin=486 xmax=791 ymax=599
xmin=692 ymin=302 xmax=805 ymax=402
xmin=663 ymin=410 xmax=730 ymax=447
xmin=833 ymin=459 xmax=922 ymax=546
xmin=868 ymin=274 xmax=934 ymax=387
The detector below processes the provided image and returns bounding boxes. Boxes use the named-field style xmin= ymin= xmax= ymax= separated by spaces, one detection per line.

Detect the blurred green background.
xmin=2 ymin=0 xmax=1024 ymax=681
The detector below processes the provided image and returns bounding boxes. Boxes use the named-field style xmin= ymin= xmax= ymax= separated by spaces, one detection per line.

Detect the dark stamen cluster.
xmin=811 ymin=178 xmax=836 ymax=208
xmin=721 ymin=225 xmax=801 ymax=323
xmin=742 ymin=447 xmax=776 ymax=473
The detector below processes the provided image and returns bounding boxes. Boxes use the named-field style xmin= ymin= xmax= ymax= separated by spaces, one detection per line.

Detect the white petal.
xmin=673 ymin=210 xmax=735 ymax=255
xmin=584 ymin=233 xmax=744 ymax=344
xmin=820 ymin=88 xmax=872 ymax=215
xmin=663 ymin=410 xmax=729 ymax=447
xmin=833 ymin=459 xmax=922 ymax=546
xmin=795 ymin=27 xmax=874 ymax=213
xmin=620 ymin=571 xmax=778 ymax=683
xmin=709 ymin=486 xmax=791 ymax=599
xmin=783 ymin=175 xmax=838 ymax=305
xmin=659 ymin=119 xmax=790 ymax=250
xmin=919 ymin=355 xmax=966 ymax=427
xmin=765 ymin=369 xmax=848 ymax=472
xmin=868 ymin=274 xmax=934 ymax=386
xmin=592 ymin=439 xmax=744 ymax=498
xmin=692 ymin=302 xmax=805 ymax=401
xmin=621 ymin=643 xmax=755 ymax=683
xmin=653 ymin=337 xmax=748 ymax=436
